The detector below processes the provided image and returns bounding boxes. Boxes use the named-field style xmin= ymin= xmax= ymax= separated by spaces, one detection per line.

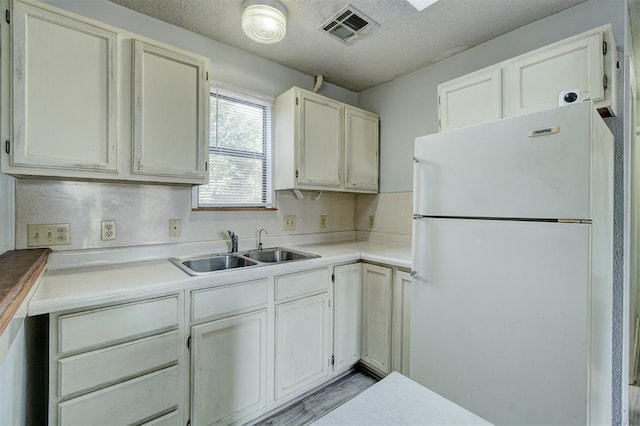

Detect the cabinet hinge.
xmin=331 ymin=355 xmax=335 ymax=366
xmin=205 ymin=71 xmax=209 ymax=81
xmin=603 ymin=74 xmax=608 ymax=90
xmin=4 ymin=140 xmax=9 ymax=154
xmin=331 ymin=273 xmax=335 ymax=283
xmin=438 ymin=96 xmax=440 ymax=105
xmin=328 ymin=300 xmax=331 ymax=308
xmin=205 ymin=161 xmax=208 ymax=171
xmin=603 ymin=40 xmax=608 ymax=55
xmin=295 ymin=169 xmax=299 ymax=179
xmin=296 ymin=97 xmax=299 ymax=106
xmin=5 ymin=9 xmax=9 ymax=24
xmin=187 ymin=336 xmax=192 ymax=350
xmin=186 ymin=420 xmax=191 ymax=426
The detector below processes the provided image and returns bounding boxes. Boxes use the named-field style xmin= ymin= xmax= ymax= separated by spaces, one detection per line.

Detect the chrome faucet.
xmin=227 ymin=230 xmax=238 ymax=253
xmin=258 ymin=228 xmax=268 ymax=251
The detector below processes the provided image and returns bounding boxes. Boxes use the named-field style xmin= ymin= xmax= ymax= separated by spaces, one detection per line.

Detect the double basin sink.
xmin=169 ymin=247 xmax=319 ymax=276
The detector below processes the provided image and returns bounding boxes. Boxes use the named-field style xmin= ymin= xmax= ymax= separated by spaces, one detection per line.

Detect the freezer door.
xmin=414 ymin=102 xmax=595 ymax=219
xmin=410 ymin=217 xmax=590 ymax=425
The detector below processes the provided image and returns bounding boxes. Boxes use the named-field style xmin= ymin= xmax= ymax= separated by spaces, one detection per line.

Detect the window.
xmin=196 ymin=85 xmax=273 ymax=208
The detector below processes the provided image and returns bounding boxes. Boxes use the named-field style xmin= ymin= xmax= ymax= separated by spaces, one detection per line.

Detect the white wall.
xmin=359 ymin=0 xmax=625 ymax=193
xmin=0 ymin=173 xmax=14 ymax=254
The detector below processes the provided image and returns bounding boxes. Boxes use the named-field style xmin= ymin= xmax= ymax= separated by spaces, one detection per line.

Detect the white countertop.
xmin=312 ymin=372 xmax=493 ymax=425
xmin=28 ymin=241 xmax=410 ymax=315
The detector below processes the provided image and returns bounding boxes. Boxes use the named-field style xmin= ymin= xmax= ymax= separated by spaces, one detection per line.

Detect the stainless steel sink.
xmin=169 ymin=254 xmax=259 ymax=276
xmin=169 ymin=247 xmax=319 ymax=276
xmin=243 ymin=247 xmax=319 ymax=263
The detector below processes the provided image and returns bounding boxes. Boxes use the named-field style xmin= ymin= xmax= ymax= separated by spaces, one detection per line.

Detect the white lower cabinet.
xmin=275 ymin=292 xmax=331 ymax=400
xmin=360 ymin=264 xmax=392 ymax=375
xmin=190 ymin=310 xmax=267 ymax=426
xmin=333 ymin=263 xmax=362 ymax=371
xmin=391 ymin=271 xmax=412 ymax=375
xmin=48 ymin=294 xmax=184 ymax=426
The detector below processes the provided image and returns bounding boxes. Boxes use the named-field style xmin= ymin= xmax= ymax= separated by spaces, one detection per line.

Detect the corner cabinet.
xmin=437 ymin=24 xmax=617 ymax=131
xmin=275 ymin=87 xmax=379 ymax=193
xmin=333 ymin=263 xmax=362 ymax=371
xmin=132 ymin=40 xmax=208 ymax=181
xmin=360 ymin=263 xmax=392 ymax=376
xmin=2 ymin=0 xmax=210 ymax=185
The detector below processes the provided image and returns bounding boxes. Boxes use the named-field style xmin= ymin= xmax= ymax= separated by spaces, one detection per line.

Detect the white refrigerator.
xmin=411 ymin=101 xmax=614 ymax=425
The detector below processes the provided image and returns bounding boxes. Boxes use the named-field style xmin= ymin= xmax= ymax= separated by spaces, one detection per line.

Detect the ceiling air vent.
xmin=320 ymin=5 xmax=377 ymax=44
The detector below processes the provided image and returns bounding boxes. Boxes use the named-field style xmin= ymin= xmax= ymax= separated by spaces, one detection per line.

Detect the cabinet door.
xmin=132 ymin=39 xmax=208 ymax=182
xmin=297 ymin=91 xmax=343 ymax=188
xmin=333 ymin=263 xmax=362 ymax=371
xmin=345 ymin=107 xmax=378 ymax=192
xmin=191 ymin=310 xmax=267 ymax=426
xmin=361 ymin=263 xmax=392 ymax=375
xmin=438 ymin=68 xmax=501 ymax=131
xmin=391 ymin=271 xmax=412 ymax=375
xmin=11 ymin=0 xmax=118 ymax=172
xmin=504 ymin=33 xmax=603 ymax=117
xmin=275 ymin=293 xmax=331 ymax=400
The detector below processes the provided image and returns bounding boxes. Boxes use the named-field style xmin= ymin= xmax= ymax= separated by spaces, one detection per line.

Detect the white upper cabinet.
xmin=438 ymin=68 xmax=502 ymax=131
xmin=297 ymin=90 xmax=343 ymax=188
xmin=132 ymin=40 xmax=208 ymax=182
xmin=10 ymin=0 xmax=118 ymax=172
xmin=275 ymin=87 xmax=379 ymax=193
xmin=503 ymin=33 xmax=604 ymax=117
xmin=345 ymin=107 xmax=379 ymax=192
xmin=437 ymin=24 xmax=617 ymax=132
xmin=2 ymin=0 xmax=210 ymax=185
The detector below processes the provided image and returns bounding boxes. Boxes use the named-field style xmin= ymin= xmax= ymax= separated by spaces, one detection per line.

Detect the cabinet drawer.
xmin=58 ymin=365 xmax=179 ymax=425
xmin=142 ymin=409 xmax=181 ymax=426
xmin=58 ymin=330 xmax=180 ymax=398
xmin=191 ymin=279 xmax=267 ymax=322
xmin=58 ymin=295 xmax=179 ymax=354
xmin=275 ymin=268 xmax=330 ymax=302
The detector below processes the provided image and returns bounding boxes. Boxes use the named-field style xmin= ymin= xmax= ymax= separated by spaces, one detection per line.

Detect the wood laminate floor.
xmin=253 ymin=369 xmax=378 ymax=426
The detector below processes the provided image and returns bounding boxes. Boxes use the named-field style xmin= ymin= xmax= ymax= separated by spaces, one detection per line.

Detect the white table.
xmin=312 ymin=372 xmax=493 ymax=425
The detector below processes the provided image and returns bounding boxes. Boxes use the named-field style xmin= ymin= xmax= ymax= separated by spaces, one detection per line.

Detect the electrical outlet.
xmin=27 ymin=224 xmax=71 ymax=247
xmin=283 ymin=215 xmax=296 ymax=231
xmin=369 ymin=215 xmax=376 ymax=228
xmin=101 ymin=220 xmax=116 ymax=241
xmin=169 ymin=219 xmax=181 ymax=237
xmin=319 ymin=215 xmax=327 ymax=228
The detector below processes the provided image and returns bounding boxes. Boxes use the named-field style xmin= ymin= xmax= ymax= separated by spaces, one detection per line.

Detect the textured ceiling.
xmin=108 ymin=0 xmax=589 ymax=92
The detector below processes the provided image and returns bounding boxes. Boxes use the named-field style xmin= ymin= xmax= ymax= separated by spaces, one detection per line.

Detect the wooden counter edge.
xmin=0 ymin=249 xmax=50 ymax=336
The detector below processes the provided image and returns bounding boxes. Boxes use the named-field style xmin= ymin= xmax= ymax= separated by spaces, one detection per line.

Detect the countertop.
xmin=29 ymin=241 xmax=411 ymax=316
xmin=311 ymin=372 xmax=493 ymax=425
xmin=0 ymin=248 xmax=50 ymax=335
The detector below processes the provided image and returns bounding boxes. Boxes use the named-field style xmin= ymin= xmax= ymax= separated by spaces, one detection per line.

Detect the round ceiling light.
xmin=241 ymin=0 xmax=288 ymax=44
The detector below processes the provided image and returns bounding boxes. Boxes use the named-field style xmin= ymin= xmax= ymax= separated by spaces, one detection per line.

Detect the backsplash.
xmin=15 ymin=180 xmax=356 ymax=251
xmin=355 ymin=192 xmax=412 ymax=245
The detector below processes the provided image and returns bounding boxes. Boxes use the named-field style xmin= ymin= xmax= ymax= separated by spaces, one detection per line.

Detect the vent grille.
xmin=320 ymin=5 xmax=377 ymax=43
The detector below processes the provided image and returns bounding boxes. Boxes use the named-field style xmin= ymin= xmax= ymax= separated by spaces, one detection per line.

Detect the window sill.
xmin=192 ymin=207 xmax=278 ymax=212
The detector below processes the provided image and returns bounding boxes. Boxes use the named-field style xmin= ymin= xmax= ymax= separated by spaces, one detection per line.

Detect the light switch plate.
xmin=283 ymin=215 xmax=296 ymax=231
xmin=27 ymin=224 xmax=71 ymax=247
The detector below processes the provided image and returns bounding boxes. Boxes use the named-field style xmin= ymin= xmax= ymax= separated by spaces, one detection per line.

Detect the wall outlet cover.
xmin=369 ymin=215 xmax=376 ymax=228
xmin=319 ymin=215 xmax=327 ymax=228
xmin=101 ymin=220 xmax=117 ymax=241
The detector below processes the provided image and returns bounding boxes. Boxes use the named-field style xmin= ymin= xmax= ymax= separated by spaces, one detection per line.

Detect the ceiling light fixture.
xmin=241 ymin=0 xmax=288 ymax=44
xmin=406 ymin=0 xmax=440 ymax=12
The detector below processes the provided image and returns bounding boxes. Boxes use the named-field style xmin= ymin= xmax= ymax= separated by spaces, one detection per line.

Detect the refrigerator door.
xmin=410 ymin=217 xmax=590 ymax=425
xmin=413 ymin=102 xmax=594 ymax=219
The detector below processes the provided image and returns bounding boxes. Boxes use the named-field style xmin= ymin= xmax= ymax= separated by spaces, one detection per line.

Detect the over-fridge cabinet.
xmin=274 ymin=87 xmax=379 ymax=194
xmin=2 ymin=0 xmax=210 ymax=185
xmin=437 ymin=24 xmax=617 ymax=131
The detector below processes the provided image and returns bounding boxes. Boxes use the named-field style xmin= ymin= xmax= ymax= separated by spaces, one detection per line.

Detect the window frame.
xmin=193 ymin=83 xmax=275 ymax=210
